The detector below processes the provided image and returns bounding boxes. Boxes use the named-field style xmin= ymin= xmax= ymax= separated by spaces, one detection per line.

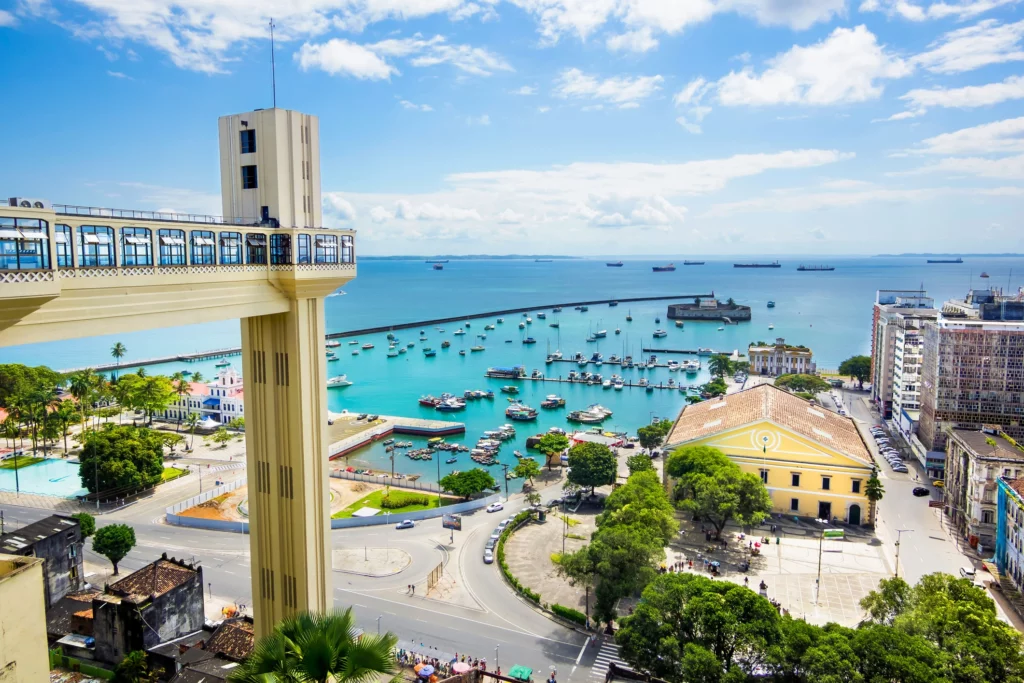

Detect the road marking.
xmin=590 ymin=640 xmax=623 ymax=680
xmin=575 ymin=642 xmax=587 ymax=665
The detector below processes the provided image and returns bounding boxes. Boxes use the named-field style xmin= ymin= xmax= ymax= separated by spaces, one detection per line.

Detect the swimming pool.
xmin=0 ymin=458 xmax=88 ymax=498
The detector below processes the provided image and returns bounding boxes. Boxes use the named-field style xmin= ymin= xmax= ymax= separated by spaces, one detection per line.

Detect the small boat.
xmin=768 ymin=323 xmax=775 ymax=330
xmin=602 ymin=380 xmax=612 ymax=389
xmin=433 ymin=263 xmax=444 ymax=270
xmin=441 ymin=340 xmax=451 ymax=348
xmin=407 ymin=342 xmax=415 ymax=348
xmin=216 ymin=359 xmax=231 ymax=368
xmin=526 ymin=317 xmax=533 ymax=325
xmin=419 ymin=395 xmax=441 ymax=406
xmin=519 ymin=322 xmax=526 ymax=329
xmin=326 ymin=350 xmax=336 ymax=358
xmin=471 ymin=345 xmax=485 ymax=352
xmin=626 ymin=310 xmax=633 ymax=322
xmin=349 ymin=341 xmax=360 ymax=345
xmin=531 ymin=369 xmax=544 ymax=379
xmin=580 ymin=305 xmax=589 ymax=312
xmin=446 ymin=457 xmax=458 ymax=464
xmin=698 ymin=347 xmax=714 ymax=355
xmin=717 ymin=326 xmax=724 ymax=331
xmin=326 ymin=340 xmax=341 ymax=348
xmin=387 ymin=333 xmax=395 ymax=341
xmin=485 ymin=324 xmax=495 ymax=330
xmin=454 ymin=329 xmax=466 ymax=336
xmin=420 ymin=336 xmax=428 ymax=341
xmin=501 ymin=385 xmax=519 ymax=394
xmin=465 ymin=322 xmax=471 ymax=327
xmin=767 ymin=301 xmax=776 ymax=308
xmin=399 ymin=347 xmax=407 ymax=354
xmin=655 ymin=317 xmax=661 ymax=323
xmin=327 ymin=375 xmax=352 ymax=387
xmin=387 ymin=349 xmax=399 ymax=357
xmin=549 ymin=322 xmax=560 ymax=328
xmin=513 ymin=450 xmax=525 ymax=458
xmin=497 ymin=318 xmax=505 ymax=323
xmin=614 ymin=328 xmax=620 ymax=334
xmin=653 ymin=330 xmax=668 ymax=338
xmin=609 ymin=301 xmax=618 ymax=307
xmin=980 ymin=272 xmax=990 ymax=278
xmin=683 ymin=260 xmax=705 ymax=265
xmin=362 ymin=343 xmax=374 ymax=349
xmin=553 ymin=307 xmax=563 ymax=312
xmin=505 ymin=403 xmax=538 ymax=421
xmin=436 ymin=398 xmax=466 ymax=412
xmin=675 ymin=320 xmax=683 ymax=328
xmin=537 ymin=312 xmax=547 ymax=319
xmin=423 ymin=348 xmax=436 ymax=357
xmin=593 ymin=330 xmax=607 ymax=338
xmin=349 ymin=351 xmax=358 ymax=357
xmin=652 ymin=263 xmax=676 ymax=272
xmin=541 ymin=395 xmax=565 ymax=408
xmin=523 ymin=337 xmax=537 ymax=344
xmin=613 ymin=380 xmax=624 ymax=390
xmin=459 ymin=350 xmax=466 ymax=356
xmin=606 ymin=261 xmax=624 ymax=267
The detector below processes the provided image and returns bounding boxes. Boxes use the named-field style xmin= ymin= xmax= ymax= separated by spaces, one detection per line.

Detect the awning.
xmin=95 ymin=233 xmax=111 ymax=244
xmin=220 ymin=237 xmax=240 ymax=247
xmin=160 ymin=236 xmax=185 ymax=246
xmin=82 ymin=234 xmax=100 ymax=244
xmin=193 ymin=236 xmax=215 ymax=246
xmin=18 ymin=231 xmax=47 ymax=240
xmin=508 ymin=666 xmax=533 ymax=681
xmin=198 ymin=417 xmax=221 ymax=429
xmin=246 ymin=234 xmax=267 ymax=246
xmin=202 ymin=397 xmax=221 ymax=407
xmin=0 ymin=228 xmax=22 ymax=239
xmin=124 ymin=236 xmax=150 ymax=245
xmin=53 ymin=232 xmax=69 ymax=244
xmin=315 ymin=236 xmax=336 ymax=245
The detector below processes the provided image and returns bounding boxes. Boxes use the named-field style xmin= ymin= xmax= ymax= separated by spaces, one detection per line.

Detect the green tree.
xmin=626 ymin=453 xmax=654 ymax=475
xmin=79 ymin=424 xmax=165 ymax=494
xmin=839 ymin=355 xmax=872 ymax=389
xmin=637 ymin=424 xmax=667 ymax=451
xmin=865 ymin=472 xmax=884 ymax=527
xmin=0 ymin=364 xmax=62 ymax=409
xmin=185 ymin=412 xmax=200 ymax=450
xmin=851 ymin=624 xmax=945 ymax=683
xmin=666 ymin=445 xmax=733 ymax=498
xmin=775 ymin=374 xmax=831 ymax=393
xmin=708 ymin=354 xmax=733 ymax=378
xmin=513 ymin=457 xmax=541 ymax=485
xmin=439 ymin=468 xmax=496 ymax=499
xmin=537 ymin=432 xmax=570 ymax=469
xmin=566 ymin=442 xmax=618 ymax=495
xmin=68 ymin=369 xmax=97 ymax=436
xmin=668 ymin=446 xmax=771 ymax=538
xmin=228 ymin=608 xmax=397 ymax=683
xmin=110 ymin=342 xmax=127 ymax=382
xmin=162 ymin=432 xmax=185 ymax=454
xmin=227 ymin=416 xmax=245 ymax=431
xmin=136 ymin=375 xmax=175 ymax=424
xmin=172 ymin=376 xmax=191 ymax=431
xmin=112 ymin=650 xmax=158 ymax=683
xmin=210 ymin=427 xmax=232 ymax=448
xmin=93 ymin=523 xmax=136 ymax=575
xmin=859 ymin=576 xmax=910 ymax=627
xmin=525 ymin=491 xmax=542 ymax=507
xmin=702 ymin=377 xmax=728 ymax=397
xmin=53 ymin=399 xmax=78 ymax=454
xmin=71 ymin=512 xmax=96 ymax=539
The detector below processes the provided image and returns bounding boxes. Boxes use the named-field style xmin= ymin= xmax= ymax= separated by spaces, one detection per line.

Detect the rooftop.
xmin=0 ymin=514 xmax=79 ymax=554
xmin=203 ymin=617 xmax=255 ymax=662
xmin=950 ymin=429 xmax=1024 ymax=462
xmin=108 ymin=555 xmax=199 ymax=600
xmin=668 ymin=384 xmax=872 ymax=464
xmin=46 ymin=590 xmax=101 ymax=636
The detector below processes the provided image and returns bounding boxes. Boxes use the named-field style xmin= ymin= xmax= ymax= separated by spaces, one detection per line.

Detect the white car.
xmin=960 ymin=566 xmax=976 ymax=579
xmin=486 ymin=502 xmax=504 ymax=513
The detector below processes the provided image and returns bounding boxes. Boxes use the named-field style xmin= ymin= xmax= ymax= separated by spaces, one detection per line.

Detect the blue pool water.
xmin=0 ymin=458 xmax=87 ymax=498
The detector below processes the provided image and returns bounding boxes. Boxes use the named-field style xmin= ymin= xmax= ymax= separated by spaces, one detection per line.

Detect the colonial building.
xmin=996 ymin=477 xmax=1024 ymax=595
xmin=0 ymin=514 xmax=84 ymax=606
xmin=944 ymin=426 xmax=1024 ymax=551
xmin=162 ymin=368 xmax=245 ymax=426
xmin=665 ymin=384 xmax=874 ymax=525
xmin=747 ymin=338 xmax=816 ymax=377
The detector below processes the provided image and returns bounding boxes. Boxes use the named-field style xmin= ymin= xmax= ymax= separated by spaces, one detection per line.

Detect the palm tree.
xmin=53 ymin=400 xmax=78 ymax=455
xmin=185 ymin=412 xmax=200 ymax=450
xmin=866 ymin=471 xmax=884 ymax=527
xmin=172 ymin=375 xmax=191 ymax=432
xmin=68 ymin=370 xmax=96 ymax=437
xmin=229 ymin=608 xmax=397 ymax=683
xmin=110 ymin=342 xmax=127 ymax=381
xmin=2 ymin=417 xmax=22 ymax=493
xmin=708 ymin=354 xmax=732 ymax=379
xmin=191 ymin=371 xmax=204 ymax=384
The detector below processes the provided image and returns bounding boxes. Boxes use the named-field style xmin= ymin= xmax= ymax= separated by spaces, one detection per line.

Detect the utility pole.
xmin=495 ymin=645 xmax=499 ymax=671
xmin=501 ymin=463 xmax=510 ymax=501
xmin=377 ymin=615 xmax=382 ymax=635
xmin=436 ymin=455 xmax=442 ymax=507
xmin=895 ymin=529 xmax=914 ymax=578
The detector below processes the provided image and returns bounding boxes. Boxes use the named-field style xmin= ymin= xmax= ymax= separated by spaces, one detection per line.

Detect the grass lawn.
xmin=332 ymin=489 xmax=459 ymax=519
xmin=0 ymin=456 xmax=44 ymax=470
xmin=161 ymin=467 xmax=190 ymax=482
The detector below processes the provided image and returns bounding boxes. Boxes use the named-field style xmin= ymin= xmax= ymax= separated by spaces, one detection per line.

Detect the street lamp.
xmin=495 ymin=645 xmax=499 ymax=671
xmin=895 ymin=528 xmax=914 ymax=578
xmin=500 ymin=463 xmax=510 ymax=501
xmin=377 ymin=615 xmax=382 ymax=635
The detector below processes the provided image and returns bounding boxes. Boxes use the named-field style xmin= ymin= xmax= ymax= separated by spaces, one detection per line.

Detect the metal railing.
xmin=53 ymin=204 xmax=258 ymax=226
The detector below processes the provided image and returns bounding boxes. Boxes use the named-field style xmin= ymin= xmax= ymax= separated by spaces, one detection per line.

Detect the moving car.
xmin=933 ymin=480 xmax=945 ymax=489
xmin=483 ymin=549 xmax=494 ymax=564
xmin=486 ymin=502 xmax=505 ymax=513
xmin=395 ymin=520 xmax=415 ymax=530
xmin=912 ymin=487 xmax=930 ymax=497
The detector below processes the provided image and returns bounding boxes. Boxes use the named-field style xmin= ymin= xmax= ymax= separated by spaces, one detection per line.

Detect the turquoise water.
xmin=0 ymin=458 xmax=87 ymax=497
xmin=2 ymin=256 xmax=1022 ymax=489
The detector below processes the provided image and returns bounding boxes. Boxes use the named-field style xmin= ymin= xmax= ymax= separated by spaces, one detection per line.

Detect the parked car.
xmin=933 ymin=480 xmax=945 ymax=488
xmin=497 ymin=519 xmax=510 ymax=530
xmin=485 ymin=538 xmax=496 ymax=550
xmin=489 ymin=528 xmax=502 ymax=540
xmin=483 ymin=549 xmax=494 ymax=564
xmin=960 ymin=566 xmax=976 ymax=579
xmin=486 ymin=502 xmax=504 ymax=513
xmin=912 ymin=487 xmax=930 ymax=497
xmin=893 ymin=466 xmax=909 ymax=473
xmin=395 ymin=520 xmax=415 ymax=530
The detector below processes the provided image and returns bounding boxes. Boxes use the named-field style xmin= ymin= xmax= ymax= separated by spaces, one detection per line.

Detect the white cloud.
xmin=717 ymin=26 xmax=912 ymax=106
xmin=466 ymin=114 xmax=491 ymax=125
xmin=395 ymin=200 xmax=483 ymax=221
xmin=496 ymin=208 xmax=524 ymax=223
xmin=512 ymin=85 xmax=537 ymax=95
xmin=538 ymin=106 xmax=551 ymax=113
xmin=673 ymin=77 xmax=711 ymax=106
xmin=400 ymin=99 xmax=434 ymax=111
xmin=369 ymin=35 xmax=513 ymax=76
xmin=860 ymin=0 xmax=1020 ymax=21
xmin=606 ymin=27 xmax=658 ymax=53
xmin=907 ymin=154 xmax=1024 ymax=179
xmin=898 ymin=75 xmax=1024 ymax=115
xmin=703 ymin=186 xmax=947 ymax=217
xmin=911 ymin=116 xmax=1024 ymax=154
xmin=296 ymin=39 xmax=397 ymax=80
xmin=878 ymin=109 xmax=924 ymax=121
xmin=722 ymin=0 xmax=846 ymax=30
xmin=913 ymin=19 xmax=1024 ymax=74
xmin=323 ymin=193 xmax=357 ymax=220
xmin=0 ymin=9 xmax=17 ymax=26
xmin=676 ymin=117 xmax=702 ymax=134
xmin=106 ymin=70 xmax=132 ymax=79
xmin=97 ymin=45 xmax=118 ymax=61
xmin=370 ymin=206 xmax=395 ymax=223
xmin=554 ymin=67 xmax=663 ymax=108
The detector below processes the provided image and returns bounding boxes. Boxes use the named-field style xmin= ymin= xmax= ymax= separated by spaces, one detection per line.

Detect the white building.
xmin=869 ymin=290 xmax=936 ymax=419
xmin=748 ymin=338 xmax=815 ymax=377
xmin=162 ymin=368 xmax=245 ymax=426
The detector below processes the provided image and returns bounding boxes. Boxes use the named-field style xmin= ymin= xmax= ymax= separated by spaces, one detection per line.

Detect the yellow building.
xmin=0 ymin=554 xmax=49 ymax=682
xmin=665 ymin=384 xmax=874 ymax=525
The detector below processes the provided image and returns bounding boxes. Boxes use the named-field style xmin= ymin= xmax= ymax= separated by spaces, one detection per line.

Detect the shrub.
xmin=379 ymin=491 xmax=430 ymax=509
xmin=551 ymin=603 xmax=588 ymax=625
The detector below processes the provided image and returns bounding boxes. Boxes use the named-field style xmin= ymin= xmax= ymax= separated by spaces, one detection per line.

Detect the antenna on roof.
xmin=270 ymin=18 xmax=277 ymax=108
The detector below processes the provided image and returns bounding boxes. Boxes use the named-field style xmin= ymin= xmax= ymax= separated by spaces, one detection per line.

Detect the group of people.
xmin=395 ymin=648 xmax=498 ymax=681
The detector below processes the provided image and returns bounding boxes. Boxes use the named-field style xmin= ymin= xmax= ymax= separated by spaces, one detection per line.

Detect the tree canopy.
xmin=626 ymin=453 xmax=654 ymax=476
xmin=537 ymin=432 xmax=570 ymax=468
xmin=438 ymin=468 xmax=496 ymax=499
xmin=708 ymin=354 xmax=733 ymax=379
xmin=637 ymin=419 xmax=673 ymax=451
xmin=839 ymin=355 xmax=872 ymax=388
xmin=566 ymin=441 xmax=618 ymax=494
xmin=513 ymin=457 xmax=541 ymax=484
xmin=0 ymin=364 xmax=63 ymax=409
xmin=71 ymin=512 xmax=96 ymax=539
xmin=774 ymin=374 xmax=831 ymax=394
xmin=79 ymin=424 xmax=165 ymax=494
xmin=702 ymin=378 xmax=728 ymax=398
xmin=93 ymin=523 xmax=136 ymax=575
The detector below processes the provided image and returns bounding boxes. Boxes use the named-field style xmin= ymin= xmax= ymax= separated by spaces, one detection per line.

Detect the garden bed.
xmin=331 ymin=489 xmax=458 ymax=519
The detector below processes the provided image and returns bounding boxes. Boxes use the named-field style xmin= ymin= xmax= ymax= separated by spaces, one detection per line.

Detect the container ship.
xmin=652 ymin=263 xmax=676 ymax=272
xmin=606 ymin=261 xmax=624 ymax=267
xmin=683 ymin=260 xmax=705 ymax=265
xmin=734 ymin=261 xmax=781 ymax=268
xmin=926 ymin=257 xmax=963 ymax=263
xmin=797 ymin=265 xmax=834 ymax=271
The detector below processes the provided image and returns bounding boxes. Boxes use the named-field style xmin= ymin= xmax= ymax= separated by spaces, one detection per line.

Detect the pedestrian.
xmin=412 ymin=584 xmax=416 ymax=595
xmin=744 ymin=577 xmax=749 ymax=587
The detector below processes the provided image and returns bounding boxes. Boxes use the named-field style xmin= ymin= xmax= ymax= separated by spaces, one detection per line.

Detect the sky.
xmin=1 ymin=0 xmax=1023 ymax=256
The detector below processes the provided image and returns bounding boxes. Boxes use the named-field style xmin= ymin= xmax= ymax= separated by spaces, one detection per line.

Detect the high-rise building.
xmin=869 ymin=290 xmax=936 ymax=419
xmin=919 ymin=288 xmax=1024 ymax=452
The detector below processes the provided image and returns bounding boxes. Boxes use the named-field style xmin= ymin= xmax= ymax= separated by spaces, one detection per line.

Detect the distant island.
xmin=359 ymin=255 xmax=581 ymax=261
xmin=874 ymin=253 xmax=1024 ymax=257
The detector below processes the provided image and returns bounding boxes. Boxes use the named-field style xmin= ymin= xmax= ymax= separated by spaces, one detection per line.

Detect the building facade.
xmin=748 ymin=338 xmax=816 ymax=377
xmin=665 ymin=384 xmax=874 ymax=524
xmin=869 ymin=290 xmax=936 ymax=419
xmin=0 ymin=514 xmax=84 ymax=606
xmin=944 ymin=427 xmax=1024 ymax=550
xmin=0 ymin=554 xmax=49 ymax=683
xmin=996 ymin=477 xmax=1024 ymax=594
xmin=162 ymin=368 xmax=245 ymax=425
xmin=919 ymin=289 xmax=1024 ymax=451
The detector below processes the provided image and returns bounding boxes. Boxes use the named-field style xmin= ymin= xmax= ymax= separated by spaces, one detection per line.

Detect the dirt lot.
xmin=178 ymin=477 xmax=382 ymax=520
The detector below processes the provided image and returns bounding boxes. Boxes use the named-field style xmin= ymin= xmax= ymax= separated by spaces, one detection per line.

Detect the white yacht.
xmin=327 ymin=375 xmax=353 ymax=388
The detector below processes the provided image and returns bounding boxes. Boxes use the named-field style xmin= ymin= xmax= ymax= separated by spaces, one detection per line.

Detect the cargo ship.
xmin=606 ymin=261 xmax=624 ymax=267
xmin=683 ymin=260 xmax=705 ymax=265
xmin=797 ymin=265 xmax=835 ymax=271
xmin=734 ymin=261 xmax=781 ymax=268
xmin=926 ymin=257 xmax=963 ymax=264
xmin=652 ymin=263 xmax=676 ymax=272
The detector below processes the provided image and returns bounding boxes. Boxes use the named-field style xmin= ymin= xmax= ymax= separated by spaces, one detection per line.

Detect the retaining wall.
xmin=165 ymin=480 xmax=249 ymax=533
xmin=330 ymin=493 xmax=501 ymax=529
xmin=329 ymin=470 xmax=441 ymax=492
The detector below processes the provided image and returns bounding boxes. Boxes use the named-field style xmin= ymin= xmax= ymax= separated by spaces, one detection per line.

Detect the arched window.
xmin=296 ymin=234 xmax=311 ymax=264
xmin=219 ymin=232 xmax=242 ymax=265
xmin=0 ymin=217 xmax=50 ymax=270
xmin=121 ymin=227 xmax=153 ymax=266
xmin=78 ymin=225 xmax=115 ymax=267
xmin=158 ymin=228 xmax=187 ymax=266
xmin=270 ymin=234 xmax=291 ymax=265
xmin=314 ymin=234 xmax=337 ymax=263
xmin=55 ymin=224 xmax=73 ymax=267
xmin=245 ymin=233 xmax=267 ymax=264
xmin=191 ymin=230 xmax=216 ymax=265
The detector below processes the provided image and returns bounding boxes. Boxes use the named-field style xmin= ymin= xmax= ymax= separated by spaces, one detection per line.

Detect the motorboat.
xmin=717 ymin=326 xmax=725 ymax=331
xmin=613 ymin=379 xmax=624 ymax=390
xmin=501 ymin=385 xmax=519 ymax=394
xmin=399 ymin=347 xmax=407 ymax=354
xmin=767 ymin=301 xmax=776 ymax=308
xmin=609 ymin=301 xmax=618 ymax=307
xmin=602 ymin=380 xmax=612 ymax=389
xmin=423 ymin=348 xmax=436 ymax=357
xmin=526 ymin=318 xmax=533 ymax=325
xmin=567 ymin=409 xmax=606 ymax=424
xmin=541 ymin=395 xmax=565 ymax=408
xmin=387 ymin=349 xmax=399 ymax=357
xmin=593 ymin=330 xmax=607 ymax=338
xmin=325 ymin=351 xmax=336 ymax=358
xmin=471 ymin=345 xmax=485 ymax=352
xmin=419 ymin=395 xmax=441 ymax=407
xmin=577 ymin=358 xmax=588 ymax=367
xmin=609 ymin=355 xmax=620 ymax=363
xmin=552 ymin=350 xmax=563 ymax=360
xmin=653 ymin=330 xmax=668 ymax=338
xmin=626 ymin=310 xmax=633 ymax=322
xmin=420 ymin=336 xmax=428 ymax=341
xmin=327 ymin=375 xmax=352 ymax=387
xmin=361 ymin=343 xmax=374 ymax=349
xmin=638 ymin=378 xmax=649 ymax=387
xmin=497 ymin=318 xmax=505 ymax=323
xmin=436 ymin=398 xmax=466 ymax=412
xmin=519 ymin=322 xmax=526 ymax=329
xmin=454 ymin=329 xmax=466 ymax=336
xmin=407 ymin=342 xmax=415 ymax=348
xmin=459 ymin=350 xmax=466 ymax=356
xmin=553 ymin=307 xmax=563 ymax=312
xmin=546 ymin=355 xmax=555 ymax=364
xmin=768 ymin=323 xmax=775 ymax=330
xmin=326 ymin=340 xmax=341 ymax=348
xmin=523 ymin=337 xmax=537 ymax=344
xmin=348 ymin=352 xmax=357 ymax=357
xmin=446 ymin=457 xmax=458 ymax=464
xmin=537 ymin=312 xmax=547 ymax=319
xmin=349 ymin=341 xmax=360 ymax=345
xmin=667 ymin=361 xmax=681 ymax=372
xmin=549 ymin=322 xmax=560 ymax=328
xmin=531 ymin=369 xmax=544 ymax=379
xmin=505 ymin=403 xmax=538 ymax=421
xmin=675 ymin=320 xmax=683 ymax=328
xmin=586 ymin=335 xmax=598 ymax=343
xmin=485 ymin=324 xmax=496 ymax=330
xmin=698 ymin=347 xmax=714 ymax=355
xmin=441 ymin=340 xmax=451 ymax=348
xmin=614 ymin=328 xmax=621 ymax=335
xmin=580 ymin=305 xmax=589 ymax=312
xmin=216 ymin=359 xmax=231 ymax=368
xmin=655 ymin=317 xmax=661 ymax=323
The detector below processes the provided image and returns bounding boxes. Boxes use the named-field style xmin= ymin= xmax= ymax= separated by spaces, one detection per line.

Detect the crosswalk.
xmin=590 ymin=639 xmax=624 ymax=681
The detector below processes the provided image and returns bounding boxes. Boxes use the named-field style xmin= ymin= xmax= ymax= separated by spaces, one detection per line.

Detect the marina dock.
xmin=500 ymin=375 xmax=695 ymax=391
xmin=328 ymin=414 xmax=465 ymax=460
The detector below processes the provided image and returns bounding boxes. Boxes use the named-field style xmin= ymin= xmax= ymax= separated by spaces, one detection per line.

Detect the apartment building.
xmin=869 ymin=290 xmax=936 ymax=419
xmin=996 ymin=477 xmax=1024 ymax=595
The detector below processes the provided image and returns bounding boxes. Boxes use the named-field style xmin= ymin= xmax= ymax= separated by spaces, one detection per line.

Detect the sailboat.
xmin=626 ymin=309 xmax=633 ymax=322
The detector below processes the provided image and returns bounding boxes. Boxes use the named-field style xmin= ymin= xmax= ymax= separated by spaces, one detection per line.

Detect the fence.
xmin=164 ymin=479 xmax=249 ymax=533
xmin=330 ymin=493 xmax=500 ymax=529
xmin=50 ymin=649 xmax=114 ymax=680
xmin=329 ymin=470 xmax=441 ymax=492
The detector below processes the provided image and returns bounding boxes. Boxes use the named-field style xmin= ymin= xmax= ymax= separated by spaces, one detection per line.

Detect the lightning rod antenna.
xmin=270 ymin=18 xmax=277 ymax=108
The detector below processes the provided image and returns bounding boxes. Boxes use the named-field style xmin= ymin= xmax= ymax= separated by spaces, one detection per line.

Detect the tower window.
xmin=242 ymin=165 xmax=258 ymax=189
xmin=240 ymin=129 xmax=256 ymax=154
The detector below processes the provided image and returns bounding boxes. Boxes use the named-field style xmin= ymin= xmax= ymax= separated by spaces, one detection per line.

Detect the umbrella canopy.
xmin=452 ymin=663 xmax=471 ymax=674
xmin=419 ymin=666 xmax=435 ymax=677
xmin=508 ymin=665 xmax=533 ymax=681
xmin=414 ymin=663 xmax=426 ymax=673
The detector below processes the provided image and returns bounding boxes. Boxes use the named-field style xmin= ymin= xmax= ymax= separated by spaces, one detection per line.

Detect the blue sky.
xmin=1 ymin=0 xmax=1022 ymax=255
